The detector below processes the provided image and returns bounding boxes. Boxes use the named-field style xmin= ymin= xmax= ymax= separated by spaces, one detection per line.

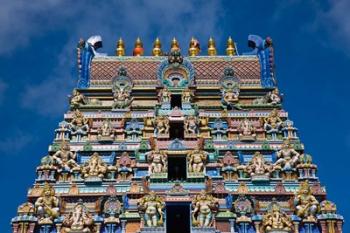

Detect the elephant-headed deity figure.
xmin=62 ymin=201 xmax=94 ymax=233
xmin=261 ymin=202 xmax=293 ymax=233
xmin=137 ymin=192 xmax=165 ymax=227
xmin=191 ymin=191 xmax=219 ymax=227
xmin=81 ymin=152 xmax=108 ymax=179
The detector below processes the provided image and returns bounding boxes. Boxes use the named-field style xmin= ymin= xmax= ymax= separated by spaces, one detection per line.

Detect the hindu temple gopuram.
xmin=11 ymin=34 xmax=344 ymax=233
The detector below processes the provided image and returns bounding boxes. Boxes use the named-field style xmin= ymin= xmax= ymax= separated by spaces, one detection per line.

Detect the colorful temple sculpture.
xmin=12 ymin=35 xmax=344 ymax=233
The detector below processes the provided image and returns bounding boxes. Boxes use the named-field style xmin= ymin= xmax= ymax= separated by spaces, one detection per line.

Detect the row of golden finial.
xmin=116 ymin=37 xmax=237 ymax=56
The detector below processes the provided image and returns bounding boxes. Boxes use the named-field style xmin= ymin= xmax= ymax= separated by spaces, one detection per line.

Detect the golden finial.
xmin=226 ymin=36 xmax=236 ymax=56
xmin=171 ymin=37 xmax=180 ymax=52
xmin=188 ymin=37 xmax=200 ymax=56
xmin=152 ymin=37 xmax=162 ymax=56
xmin=133 ymin=37 xmax=144 ymax=56
xmin=208 ymin=37 xmax=217 ymax=56
xmin=115 ymin=37 xmax=125 ymax=56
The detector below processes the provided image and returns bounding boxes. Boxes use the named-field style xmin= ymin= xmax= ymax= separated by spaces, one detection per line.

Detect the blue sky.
xmin=0 ymin=0 xmax=349 ymax=232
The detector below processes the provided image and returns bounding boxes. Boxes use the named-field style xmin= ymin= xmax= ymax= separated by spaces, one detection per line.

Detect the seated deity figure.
xmin=52 ymin=142 xmax=79 ymax=173
xmin=264 ymin=109 xmax=283 ymax=139
xmin=34 ymin=183 xmax=60 ymax=224
xmin=147 ymin=149 xmax=167 ymax=174
xmin=192 ymin=191 xmax=219 ymax=227
xmin=116 ymin=152 xmax=133 ymax=180
xmin=185 ymin=116 xmax=198 ymax=136
xmin=112 ymin=89 xmax=133 ymax=109
xmin=81 ymin=152 xmax=107 ymax=179
xmin=98 ymin=119 xmax=114 ymax=140
xmin=70 ymin=89 xmax=87 ymax=109
xmin=158 ymin=87 xmax=171 ymax=103
xmin=262 ymin=203 xmax=293 ymax=233
xmin=294 ymin=181 xmax=319 ymax=222
xmin=238 ymin=118 xmax=256 ymax=141
xmin=223 ymin=89 xmax=239 ymax=105
xmin=267 ymin=88 xmax=282 ymax=105
xmin=182 ymin=88 xmax=193 ymax=103
xmin=69 ymin=110 xmax=89 ymax=141
xmin=137 ymin=192 xmax=164 ymax=227
xmin=188 ymin=148 xmax=207 ymax=173
xmin=245 ymin=152 xmax=271 ymax=178
xmin=155 ymin=116 xmax=169 ymax=136
xmin=274 ymin=140 xmax=300 ymax=172
xmin=220 ymin=151 xmax=239 ymax=180
xmin=62 ymin=202 xmax=94 ymax=233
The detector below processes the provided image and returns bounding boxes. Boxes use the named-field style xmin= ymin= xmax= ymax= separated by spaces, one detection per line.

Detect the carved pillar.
xmin=254 ymin=221 xmax=261 ymax=233
xmin=320 ymin=221 xmax=327 ymax=233
xmin=336 ymin=220 xmax=343 ymax=233
xmin=56 ymin=224 xmax=62 ymax=233
xmin=293 ymin=221 xmax=300 ymax=233
xmin=229 ymin=219 xmax=236 ymax=233
xmin=12 ymin=223 xmax=19 ymax=233
xmin=95 ymin=223 xmax=102 ymax=233
xmin=327 ymin=220 xmax=336 ymax=233
xmin=121 ymin=219 xmax=127 ymax=233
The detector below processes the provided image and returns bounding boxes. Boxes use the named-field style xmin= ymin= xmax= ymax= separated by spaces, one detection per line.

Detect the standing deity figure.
xmin=261 ymin=203 xmax=293 ymax=232
xmin=239 ymin=118 xmax=256 ymax=141
xmin=81 ymin=152 xmax=107 ymax=179
xmin=185 ymin=116 xmax=198 ymax=136
xmin=52 ymin=142 xmax=79 ymax=172
xmin=69 ymin=110 xmax=90 ymax=141
xmin=274 ymin=140 xmax=300 ymax=171
xmin=147 ymin=149 xmax=167 ymax=174
xmin=98 ymin=119 xmax=114 ymax=140
xmin=191 ymin=191 xmax=219 ymax=227
xmin=294 ymin=181 xmax=319 ymax=222
xmin=155 ymin=116 xmax=169 ymax=136
xmin=62 ymin=202 xmax=94 ymax=233
xmin=34 ymin=183 xmax=60 ymax=224
xmin=245 ymin=152 xmax=271 ymax=177
xmin=263 ymin=109 xmax=283 ymax=139
xmin=70 ymin=89 xmax=87 ymax=109
xmin=182 ymin=88 xmax=193 ymax=103
xmin=267 ymin=88 xmax=282 ymax=105
xmin=188 ymin=149 xmax=207 ymax=173
xmin=158 ymin=87 xmax=171 ymax=103
xmin=138 ymin=192 xmax=164 ymax=227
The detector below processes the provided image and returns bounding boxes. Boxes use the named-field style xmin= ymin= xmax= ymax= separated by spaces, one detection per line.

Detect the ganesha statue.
xmin=62 ymin=202 xmax=94 ymax=233
xmin=261 ymin=202 xmax=293 ymax=233
xmin=81 ymin=152 xmax=107 ymax=180
xmin=245 ymin=152 xmax=272 ymax=180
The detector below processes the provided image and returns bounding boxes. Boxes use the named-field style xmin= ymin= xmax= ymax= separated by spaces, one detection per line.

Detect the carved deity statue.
xmin=188 ymin=149 xmax=207 ymax=173
xmin=267 ymin=88 xmax=282 ymax=105
xmin=192 ymin=191 xmax=219 ymax=227
xmin=185 ymin=116 xmax=198 ymax=136
xmin=158 ymin=87 xmax=171 ymax=103
xmin=69 ymin=110 xmax=89 ymax=141
xmin=274 ymin=140 xmax=300 ymax=171
xmin=147 ymin=149 xmax=167 ymax=174
xmin=245 ymin=152 xmax=271 ymax=177
xmin=52 ymin=142 xmax=79 ymax=172
xmin=81 ymin=152 xmax=107 ymax=179
xmin=155 ymin=116 xmax=169 ymax=136
xmin=264 ymin=109 xmax=283 ymax=139
xmin=223 ymin=89 xmax=239 ymax=105
xmin=262 ymin=203 xmax=293 ymax=232
xmin=239 ymin=118 xmax=256 ymax=141
xmin=138 ymin=192 xmax=164 ymax=227
xmin=220 ymin=151 xmax=239 ymax=180
xmin=116 ymin=152 xmax=134 ymax=180
xmin=294 ymin=181 xmax=319 ymax=222
xmin=34 ymin=183 xmax=60 ymax=224
xmin=112 ymin=89 xmax=133 ymax=109
xmin=62 ymin=202 xmax=94 ymax=233
xmin=70 ymin=89 xmax=87 ymax=109
xmin=98 ymin=119 xmax=114 ymax=140
xmin=182 ymin=88 xmax=193 ymax=103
